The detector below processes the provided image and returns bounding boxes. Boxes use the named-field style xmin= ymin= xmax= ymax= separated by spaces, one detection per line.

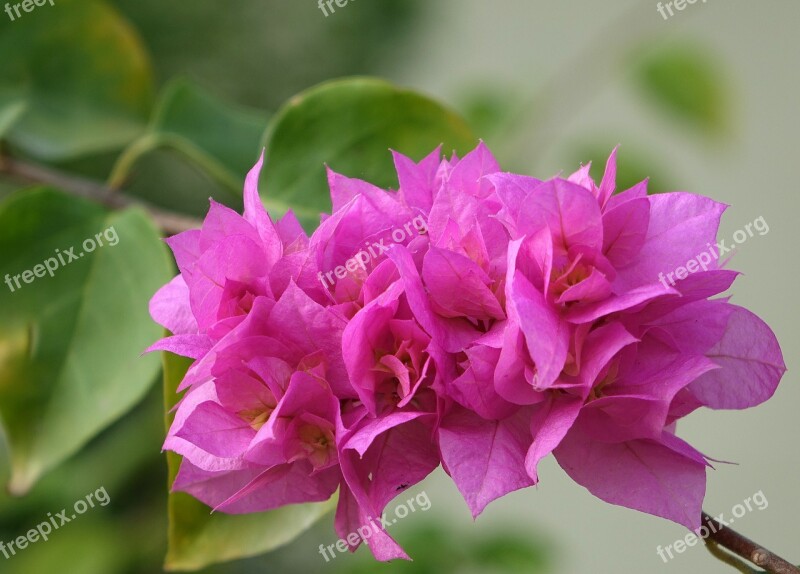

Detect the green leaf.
xmin=631 ymin=44 xmax=729 ymax=136
xmin=163 ymin=351 xmax=335 ymax=572
xmin=261 ymin=77 xmax=477 ymax=227
xmin=0 ymin=188 xmax=172 ymax=494
xmin=110 ymin=79 xmax=270 ymax=195
xmin=457 ymin=85 xmax=522 ymax=144
xmin=0 ymin=0 xmax=154 ymax=160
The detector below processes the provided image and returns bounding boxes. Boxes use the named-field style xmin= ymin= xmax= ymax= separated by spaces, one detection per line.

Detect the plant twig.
xmin=706 ymin=539 xmax=759 ymax=573
xmin=702 ymin=511 xmax=799 ymax=574
xmin=0 ymin=155 xmax=202 ymax=235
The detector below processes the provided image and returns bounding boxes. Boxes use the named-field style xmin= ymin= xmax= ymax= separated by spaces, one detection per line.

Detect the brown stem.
xmin=702 ymin=511 xmax=799 ymax=574
xmin=0 ymin=156 xmax=202 ymax=236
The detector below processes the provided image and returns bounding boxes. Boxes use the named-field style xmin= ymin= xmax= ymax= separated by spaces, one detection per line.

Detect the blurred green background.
xmin=0 ymin=1 xmax=797 ymax=573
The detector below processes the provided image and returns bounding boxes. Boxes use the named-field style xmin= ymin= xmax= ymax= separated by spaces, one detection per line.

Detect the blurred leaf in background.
xmin=0 ymin=385 xmax=170 ymax=574
xmin=97 ymin=0 xmax=426 ymax=217
xmin=0 ymin=0 xmax=153 ymax=161
xmin=630 ymin=42 xmax=730 ymax=138
xmin=109 ymin=79 xmax=270 ymax=207
xmin=456 ymin=84 xmax=525 ymax=153
xmin=110 ymin=0 xmax=422 ymax=110
xmin=262 ymin=77 xmax=477 ymax=227
xmin=0 ymin=189 xmax=172 ymax=494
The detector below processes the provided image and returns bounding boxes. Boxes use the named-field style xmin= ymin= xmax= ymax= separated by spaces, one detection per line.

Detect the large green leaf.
xmin=631 ymin=44 xmax=729 ymax=136
xmin=109 ymin=79 xmax=270 ymax=195
xmin=0 ymin=188 xmax=172 ymax=494
xmin=163 ymin=351 xmax=335 ymax=572
xmin=0 ymin=0 xmax=153 ymax=160
xmin=261 ymin=77 xmax=477 ymax=226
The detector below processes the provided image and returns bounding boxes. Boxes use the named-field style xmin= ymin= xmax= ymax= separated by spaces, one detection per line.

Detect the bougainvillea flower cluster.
xmin=150 ymin=143 xmax=786 ymax=560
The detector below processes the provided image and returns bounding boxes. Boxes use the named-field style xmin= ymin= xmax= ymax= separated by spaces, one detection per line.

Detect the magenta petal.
xmin=519 ymin=179 xmax=604 ymax=256
xmin=578 ymin=344 xmax=716 ymax=444
xmin=213 ymin=462 xmax=339 ymax=513
xmin=189 ymin=235 xmax=269 ymax=330
xmin=334 ymin=481 xmax=363 ymax=552
xmin=448 ymin=344 xmax=517 ymax=419
xmin=646 ymin=299 xmax=734 ymax=355
xmin=248 ymin=370 xmax=338 ymax=463
xmin=172 ymin=460 xmax=261 ymax=508
xmin=387 ymin=246 xmax=477 ymax=353
xmin=494 ymin=322 xmax=543 ymax=405
xmin=310 ymin=190 xmax=413 ymax=279
xmin=341 ymin=281 xmax=404 ymax=414
xmin=148 ymin=144 xmax=789 ymax=549
xmin=200 ymin=200 xmax=260 ymax=249
xmin=328 ymin=168 xmax=393 ymax=214
xmin=508 ymin=268 xmax=569 ymax=389
xmin=486 ymin=172 xmax=543 ymax=235
xmin=565 ymin=283 xmax=678 ymax=324
xmin=689 ymin=305 xmax=786 ymax=409
xmin=146 ymin=334 xmax=212 ymax=359
xmin=422 ymin=247 xmax=504 ymax=321
xmin=345 ymin=411 xmax=429 ymax=457
xmin=605 ymin=179 xmax=648 ymax=211
xmin=567 ymin=162 xmax=594 ymax=190
xmin=615 ymin=193 xmax=727 ymax=291
xmin=165 ymin=229 xmax=201 ymax=279
xmin=338 ymin=417 xmax=439 ymax=561
xmin=597 ymin=146 xmax=618 ymax=207
xmin=439 ymin=406 xmax=534 ymax=518
xmin=243 ymin=151 xmax=283 ymax=258
xmin=525 ymin=395 xmax=583 ymax=482
xmin=556 ymin=266 xmax=612 ymax=305
xmin=165 ymin=382 xmax=247 ymax=472
xmin=267 ymin=283 xmax=351 ymax=396
xmin=149 ymin=275 xmax=197 ymax=335
xmin=602 ymin=197 xmax=649 ymax=267
xmin=275 ymin=210 xmax=307 ymax=247
xmin=555 ymin=430 xmax=708 ymax=530
xmin=445 ymin=141 xmax=501 ymax=199
xmin=393 ymin=145 xmax=443 ymax=213
xmin=175 ymin=400 xmax=255 ymax=459
xmin=634 ymin=270 xmax=739 ymax=324
xmin=578 ymin=322 xmax=639 ymax=387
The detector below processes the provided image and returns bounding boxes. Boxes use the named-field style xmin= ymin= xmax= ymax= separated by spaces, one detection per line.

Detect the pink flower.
xmin=150 ymin=143 xmax=786 ymax=560
xmin=485 ymin=151 xmax=785 ymax=528
xmin=149 ymin=153 xmax=326 ymax=357
xmin=164 ymin=289 xmax=348 ymax=514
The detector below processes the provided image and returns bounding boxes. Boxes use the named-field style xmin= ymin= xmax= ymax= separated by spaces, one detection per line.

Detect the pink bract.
xmin=150 ymin=143 xmax=786 ymax=560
